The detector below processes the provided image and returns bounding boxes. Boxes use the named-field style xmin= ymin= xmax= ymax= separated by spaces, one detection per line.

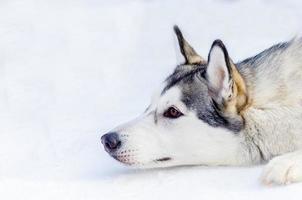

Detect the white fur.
xmin=111 ymin=86 xmax=249 ymax=168
xmin=106 ymin=38 xmax=302 ymax=185
xmin=262 ymin=150 xmax=302 ymax=185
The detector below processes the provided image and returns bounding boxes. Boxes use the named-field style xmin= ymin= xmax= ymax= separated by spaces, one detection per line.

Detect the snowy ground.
xmin=1 ymin=0 xmax=302 ymax=199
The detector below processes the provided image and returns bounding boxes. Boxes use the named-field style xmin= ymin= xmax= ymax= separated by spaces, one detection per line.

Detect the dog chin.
xmin=111 ymin=155 xmax=134 ymax=166
xmin=112 ymin=154 xmax=174 ymax=168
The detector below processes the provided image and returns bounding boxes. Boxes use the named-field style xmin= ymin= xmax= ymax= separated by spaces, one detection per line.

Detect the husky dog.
xmin=101 ymin=26 xmax=302 ymax=185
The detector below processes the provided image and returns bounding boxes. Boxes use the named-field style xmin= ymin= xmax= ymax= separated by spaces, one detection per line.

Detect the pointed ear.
xmin=173 ymin=25 xmax=206 ymax=65
xmin=206 ymin=40 xmax=248 ymax=113
xmin=206 ymin=40 xmax=232 ymax=102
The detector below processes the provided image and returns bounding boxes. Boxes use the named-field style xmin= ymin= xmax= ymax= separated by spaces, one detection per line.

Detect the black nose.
xmin=101 ymin=132 xmax=121 ymax=153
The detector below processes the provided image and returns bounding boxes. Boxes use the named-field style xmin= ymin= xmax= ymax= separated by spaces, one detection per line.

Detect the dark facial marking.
xmin=183 ymin=77 xmax=244 ymax=132
xmin=162 ymin=65 xmax=243 ymax=132
xmin=161 ymin=64 xmax=206 ymax=95
xmin=154 ymin=109 xmax=158 ymax=124
xmin=156 ymin=157 xmax=171 ymax=162
xmin=144 ymin=105 xmax=151 ymax=113
xmin=147 ymin=110 xmax=158 ymax=124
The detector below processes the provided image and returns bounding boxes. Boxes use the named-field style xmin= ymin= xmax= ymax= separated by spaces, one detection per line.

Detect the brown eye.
xmin=163 ymin=106 xmax=183 ymax=119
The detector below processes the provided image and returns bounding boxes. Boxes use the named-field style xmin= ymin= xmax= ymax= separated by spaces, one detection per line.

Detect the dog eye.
xmin=163 ymin=106 xmax=183 ymax=119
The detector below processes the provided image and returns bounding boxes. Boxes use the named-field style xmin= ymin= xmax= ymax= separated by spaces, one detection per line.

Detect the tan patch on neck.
xmin=225 ymin=63 xmax=249 ymax=116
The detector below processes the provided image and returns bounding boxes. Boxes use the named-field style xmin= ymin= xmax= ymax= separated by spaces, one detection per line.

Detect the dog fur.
xmin=102 ymin=26 xmax=302 ymax=185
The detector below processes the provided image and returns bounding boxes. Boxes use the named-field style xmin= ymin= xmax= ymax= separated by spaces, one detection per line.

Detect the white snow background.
xmin=1 ymin=0 xmax=302 ymax=199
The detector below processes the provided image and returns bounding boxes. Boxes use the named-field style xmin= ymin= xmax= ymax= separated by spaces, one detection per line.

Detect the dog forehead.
xmin=159 ymin=86 xmax=182 ymax=104
xmin=151 ymin=85 xmax=182 ymax=107
xmin=148 ymin=65 xmax=207 ymax=112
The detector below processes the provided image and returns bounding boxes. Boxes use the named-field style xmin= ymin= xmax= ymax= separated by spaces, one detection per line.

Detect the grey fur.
xmin=162 ymin=39 xmax=298 ymax=133
xmin=103 ymin=28 xmax=302 ymax=184
xmin=163 ymin=66 xmax=243 ymax=132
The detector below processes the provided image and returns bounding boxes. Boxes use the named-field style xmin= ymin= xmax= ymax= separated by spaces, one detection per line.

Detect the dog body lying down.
xmin=102 ymin=26 xmax=302 ymax=185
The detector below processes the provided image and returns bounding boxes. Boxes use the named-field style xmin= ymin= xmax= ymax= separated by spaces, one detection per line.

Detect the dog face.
xmin=101 ymin=26 xmax=248 ymax=168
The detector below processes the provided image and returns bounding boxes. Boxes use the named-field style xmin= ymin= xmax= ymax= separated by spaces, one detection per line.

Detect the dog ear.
xmin=206 ymin=40 xmax=247 ymax=113
xmin=174 ymin=25 xmax=206 ymax=65
xmin=206 ymin=40 xmax=232 ymax=103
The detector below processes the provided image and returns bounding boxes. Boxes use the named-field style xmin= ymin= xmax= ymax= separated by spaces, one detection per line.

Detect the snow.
xmin=1 ymin=0 xmax=302 ymax=199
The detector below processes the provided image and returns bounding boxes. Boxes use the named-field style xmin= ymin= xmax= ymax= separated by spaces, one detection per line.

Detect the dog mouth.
xmin=112 ymin=155 xmax=172 ymax=166
xmin=155 ymin=157 xmax=172 ymax=162
xmin=112 ymin=154 xmax=137 ymax=166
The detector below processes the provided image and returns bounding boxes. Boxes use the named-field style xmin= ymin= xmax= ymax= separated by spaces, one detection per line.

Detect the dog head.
xmin=101 ymin=26 xmax=248 ymax=168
